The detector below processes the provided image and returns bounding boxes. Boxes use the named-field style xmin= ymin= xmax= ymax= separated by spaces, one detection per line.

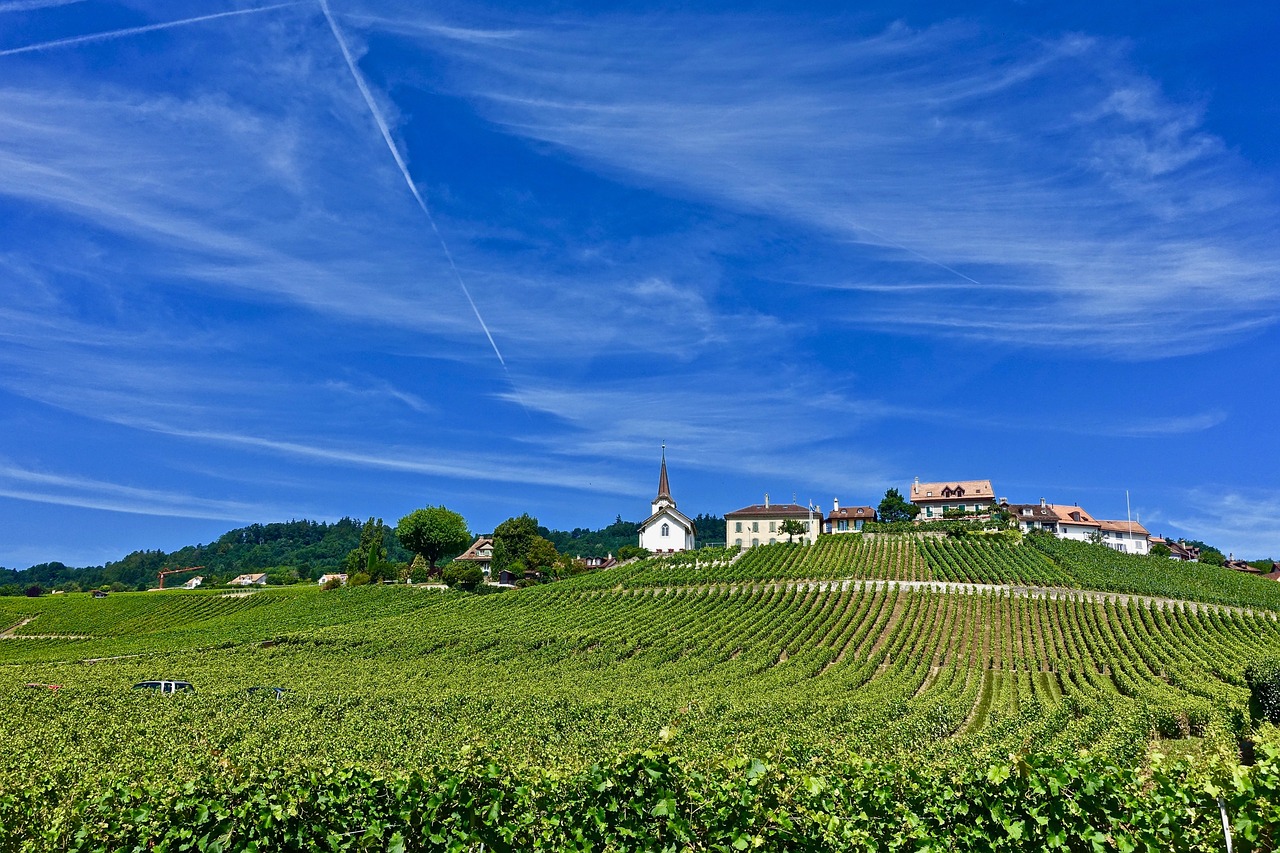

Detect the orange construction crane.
xmin=157 ymin=566 xmax=205 ymax=590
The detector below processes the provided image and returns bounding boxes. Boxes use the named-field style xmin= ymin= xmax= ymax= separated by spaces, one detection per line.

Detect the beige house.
xmin=910 ymin=479 xmax=996 ymax=521
xmin=454 ymin=537 xmax=495 ymax=577
xmin=228 ymin=573 xmax=268 ymax=586
xmin=726 ymin=496 xmax=821 ymax=547
xmin=824 ymin=499 xmax=876 ymax=533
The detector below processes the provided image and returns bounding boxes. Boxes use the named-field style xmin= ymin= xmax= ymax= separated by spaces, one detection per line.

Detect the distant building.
xmin=582 ymin=555 xmax=617 ymax=570
xmin=824 ymin=499 xmax=875 ymax=534
xmin=726 ymin=495 xmax=821 ymax=548
xmin=317 ymin=573 xmax=348 ymax=587
xmin=92 ymin=590 xmax=108 ymax=599
xmin=910 ymin=479 xmax=996 ymax=521
xmin=181 ymin=576 xmax=204 ymax=590
xmin=454 ymin=537 xmax=495 ymax=577
xmin=1096 ymin=520 xmax=1151 ymax=556
xmin=637 ymin=448 xmax=697 ymax=553
xmin=229 ymin=573 xmax=268 ymax=586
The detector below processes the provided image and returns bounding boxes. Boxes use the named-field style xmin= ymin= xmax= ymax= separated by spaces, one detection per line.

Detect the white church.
xmin=637 ymin=448 xmax=697 ymax=553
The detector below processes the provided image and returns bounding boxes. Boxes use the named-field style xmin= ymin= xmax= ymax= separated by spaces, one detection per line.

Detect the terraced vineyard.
xmin=4 ymin=537 xmax=1280 ymax=850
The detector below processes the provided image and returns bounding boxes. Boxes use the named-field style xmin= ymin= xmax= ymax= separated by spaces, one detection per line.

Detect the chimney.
xmin=764 ymin=492 xmax=770 ymax=508
xmin=833 ymin=497 xmax=839 ymax=512
xmin=1039 ymin=497 xmax=1046 ymax=507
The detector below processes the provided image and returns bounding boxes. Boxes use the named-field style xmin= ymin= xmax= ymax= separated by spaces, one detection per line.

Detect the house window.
xmin=769 ymin=521 xmax=776 ymax=533
xmin=926 ymin=508 xmax=933 ymax=517
xmin=661 ymin=523 xmax=669 ymax=536
xmin=751 ymin=538 xmax=759 ymax=547
xmin=769 ymin=538 xmax=776 ymax=544
xmin=735 ymin=538 xmax=742 ymax=547
xmin=735 ymin=521 xmax=742 ymax=533
xmin=803 ymin=522 xmax=810 ymax=531
xmin=837 ymin=520 xmax=848 ymax=531
xmin=752 ymin=522 xmax=758 ymax=532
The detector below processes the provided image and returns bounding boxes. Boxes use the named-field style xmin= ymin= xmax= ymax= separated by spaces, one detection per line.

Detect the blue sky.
xmin=1 ymin=0 xmax=1277 ymax=567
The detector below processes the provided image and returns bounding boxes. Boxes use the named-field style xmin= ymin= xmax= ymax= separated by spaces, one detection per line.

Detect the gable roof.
xmin=828 ymin=506 xmax=876 ymax=520
xmin=1007 ymin=503 xmax=1058 ymax=522
xmin=1045 ymin=504 xmax=1100 ymax=528
xmin=910 ymin=480 xmax=994 ymax=503
xmin=726 ymin=503 xmax=822 ymax=521
xmin=1097 ymin=520 xmax=1150 ymax=536
xmin=455 ymin=537 xmax=495 ymax=563
xmin=640 ymin=505 xmax=696 ymax=534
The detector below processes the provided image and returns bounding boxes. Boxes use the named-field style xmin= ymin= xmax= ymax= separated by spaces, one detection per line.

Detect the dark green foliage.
xmin=1199 ymin=548 xmax=1226 ymax=567
xmin=877 ymin=488 xmax=920 ymax=523
xmin=541 ymin=515 xmax=642 ymax=557
xmin=16 ymin=745 xmax=1280 ymax=852
xmin=1246 ymin=657 xmax=1280 ymax=725
xmin=442 ymin=563 xmax=483 ymax=590
xmin=616 ymin=544 xmax=649 ymax=561
xmin=396 ymin=507 xmax=472 ymax=572
xmin=491 ymin=514 xmax=543 ymax=574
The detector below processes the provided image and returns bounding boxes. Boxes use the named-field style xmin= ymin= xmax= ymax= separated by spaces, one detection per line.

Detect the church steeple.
xmin=656 ymin=443 xmax=672 ymax=502
xmin=653 ymin=443 xmax=675 ymax=513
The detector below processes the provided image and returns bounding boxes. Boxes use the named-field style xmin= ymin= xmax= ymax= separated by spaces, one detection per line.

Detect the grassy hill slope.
xmin=4 ymin=538 xmax=1280 ymax=850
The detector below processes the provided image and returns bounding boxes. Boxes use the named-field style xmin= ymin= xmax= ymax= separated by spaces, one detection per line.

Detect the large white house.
xmin=1007 ymin=498 xmax=1150 ymax=554
xmin=910 ymin=479 xmax=997 ymax=521
xmin=726 ymin=495 xmax=822 ymax=547
xmin=637 ymin=450 xmax=697 ymax=553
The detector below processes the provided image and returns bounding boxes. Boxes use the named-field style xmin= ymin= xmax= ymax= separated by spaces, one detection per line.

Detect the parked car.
xmin=132 ymin=680 xmax=194 ymax=694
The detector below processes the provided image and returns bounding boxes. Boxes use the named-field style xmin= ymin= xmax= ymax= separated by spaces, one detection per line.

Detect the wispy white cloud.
xmin=1168 ymin=491 xmax=1280 ymax=560
xmin=0 ymin=2 xmax=303 ymax=58
xmin=369 ymin=10 xmax=1280 ymax=356
xmin=0 ymin=461 xmax=315 ymax=522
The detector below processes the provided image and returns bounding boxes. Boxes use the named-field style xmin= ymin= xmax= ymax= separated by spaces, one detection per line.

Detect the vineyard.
xmin=4 ymin=538 xmax=1280 ymax=850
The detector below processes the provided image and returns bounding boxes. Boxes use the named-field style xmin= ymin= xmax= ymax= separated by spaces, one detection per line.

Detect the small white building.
xmin=726 ymin=495 xmax=821 ymax=548
xmin=453 ymin=537 xmax=495 ymax=577
xmin=1097 ymin=520 xmax=1151 ymax=555
xmin=229 ymin=573 xmax=268 ymax=586
xmin=637 ymin=449 xmax=697 ymax=553
xmin=317 ymin=573 xmax=348 ymax=587
xmin=824 ymin=499 xmax=876 ymax=534
xmin=181 ymin=576 xmax=204 ymax=590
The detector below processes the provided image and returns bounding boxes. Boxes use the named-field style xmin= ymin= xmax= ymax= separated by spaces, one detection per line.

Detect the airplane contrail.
xmin=0 ymin=0 xmax=87 ymax=13
xmin=0 ymin=2 xmax=302 ymax=57
xmin=318 ymin=0 xmax=510 ymax=370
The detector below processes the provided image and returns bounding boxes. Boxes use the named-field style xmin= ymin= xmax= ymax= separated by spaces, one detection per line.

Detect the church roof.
xmin=640 ymin=506 xmax=697 ymax=534
xmin=655 ymin=450 xmax=672 ymax=503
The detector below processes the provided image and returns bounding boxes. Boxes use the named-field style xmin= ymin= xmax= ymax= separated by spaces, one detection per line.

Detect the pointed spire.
xmin=656 ymin=442 xmax=672 ymax=502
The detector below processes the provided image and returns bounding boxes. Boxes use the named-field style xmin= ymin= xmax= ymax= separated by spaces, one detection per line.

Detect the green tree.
xmin=1199 ymin=547 xmax=1226 ymax=567
xmin=1150 ymin=542 xmax=1172 ymax=558
xmin=877 ymin=488 xmax=920 ymax=524
xmin=525 ymin=536 xmax=559 ymax=573
xmin=492 ymin=514 xmax=542 ymax=575
xmin=395 ymin=506 xmax=472 ymax=576
xmin=617 ymin=545 xmax=649 ymax=561
xmin=442 ymin=563 xmax=483 ymax=590
xmin=779 ymin=518 xmax=806 ymax=543
xmin=345 ymin=518 xmax=389 ymax=575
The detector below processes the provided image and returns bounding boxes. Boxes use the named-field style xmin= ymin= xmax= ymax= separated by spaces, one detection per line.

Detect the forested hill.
xmin=0 ymin=513 xmax=728 ymax=592
xmin=0 ymin=518 xmax=411 ymax=592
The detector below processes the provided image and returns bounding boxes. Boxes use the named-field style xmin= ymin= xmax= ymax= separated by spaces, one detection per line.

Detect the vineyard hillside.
xmin=4 ymin=536 xmax=1280 ymax=850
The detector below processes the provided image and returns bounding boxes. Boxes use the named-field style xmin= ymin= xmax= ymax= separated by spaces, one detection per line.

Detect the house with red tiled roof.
xmin=910 ymin=479 xmax=996 ymax=521
xmin=726 ymin=495 xmax=821 ymax=548
xmin=1097 ymin=519 xmax=1151 ymax=556
xmin=823 ymin=499 xmax=875 ymax=534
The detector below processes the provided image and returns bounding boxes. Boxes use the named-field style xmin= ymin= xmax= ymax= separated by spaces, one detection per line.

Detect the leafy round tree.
xmin=396 ymin=506 xmax=471 ymax=575
xmin=877 ymin=488 xmax=920 ymax=524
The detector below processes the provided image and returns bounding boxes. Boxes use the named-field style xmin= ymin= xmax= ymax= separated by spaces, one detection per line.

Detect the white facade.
xmin=726 ymin=499 xmax=821 ymax=548
xmin=637 ymin=451 xmax=697 ymax=553
xmin=1098 ymin=521 xmax=1151 ymax=555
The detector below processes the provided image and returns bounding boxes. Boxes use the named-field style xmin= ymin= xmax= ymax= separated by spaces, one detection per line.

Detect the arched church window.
xmin=661 ymin=523 xmax=670 ymax=536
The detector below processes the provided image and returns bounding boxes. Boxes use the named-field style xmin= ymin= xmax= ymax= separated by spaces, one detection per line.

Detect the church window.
xmin=661 ymin=523 xmax=670 ymax=536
